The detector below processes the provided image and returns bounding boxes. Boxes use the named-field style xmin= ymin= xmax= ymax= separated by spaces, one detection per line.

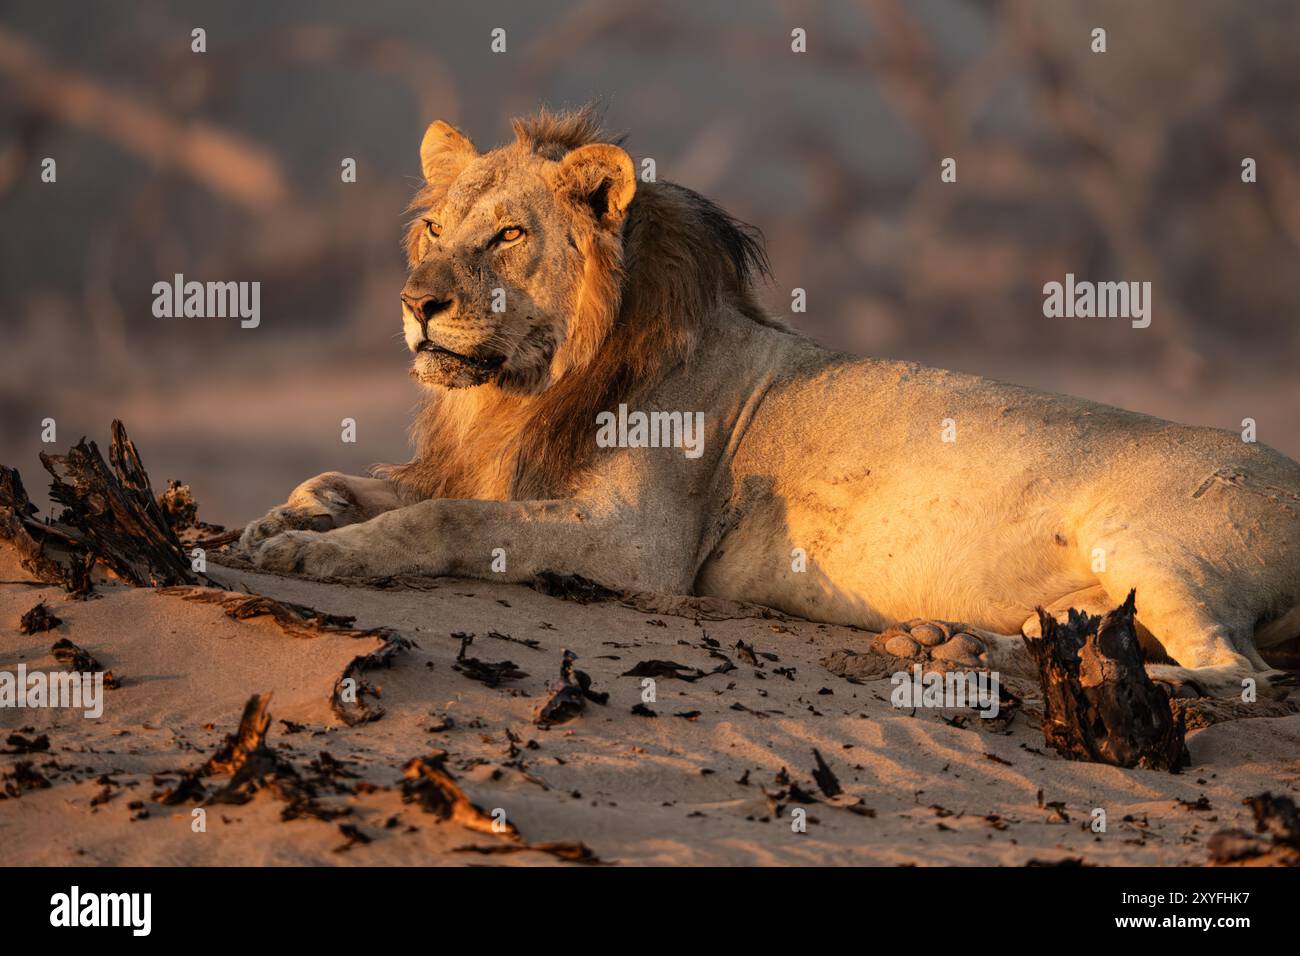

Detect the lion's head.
xmin=401 ymin=111 xmax=634 ymax=394
xmin=388 ymin=106 xmax=773 ymax=500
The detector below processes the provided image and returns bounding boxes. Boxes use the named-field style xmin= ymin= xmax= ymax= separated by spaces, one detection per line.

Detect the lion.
xmin=242 ymin=107 xmax=1300 ymax=698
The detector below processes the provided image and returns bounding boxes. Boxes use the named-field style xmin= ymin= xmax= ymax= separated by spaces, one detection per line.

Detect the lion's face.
xmin=401 ymin=122 xmax=635 ymax=394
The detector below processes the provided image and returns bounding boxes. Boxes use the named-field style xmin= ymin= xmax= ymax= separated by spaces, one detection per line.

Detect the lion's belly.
xmin=695 ymin=472 xmax=1096 ymax=632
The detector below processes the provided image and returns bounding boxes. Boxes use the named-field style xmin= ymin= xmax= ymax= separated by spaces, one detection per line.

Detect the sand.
xmin=2 ymin=540 xmax=1298 ymax=867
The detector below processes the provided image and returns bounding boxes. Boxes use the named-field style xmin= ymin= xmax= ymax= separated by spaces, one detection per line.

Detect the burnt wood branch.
xmin=39 ymin=420 xmax=200 ymax=587
xmin=0 ymin=464 xmax=76 ymax=587
xmin=50 ymin=637 xmax=121 ymax=689
xmin=155 ymin=478 xmax=200 ymax=530
xmin=452 ymin=632 xmax=528 ymax=688
xmin=161 ymin=586 xmax=371 ymax=638
xmin=401 ymin=751 xmax=518 ymax=837
xmin=157 ymin=693 xmax=352 ymax=819
xmin=333 ymin=630 xmax=411 ymax=726
xmin=158 ymin=478 xmax=236 ymax=548
xmin=1023 ymin=590 xmax=1188 ymax=771
xmin=1208 ymin=792 xmax=1300 ymax=866
xmin=453 ymin=841 xmax=603 ymax=864
xmin=18 ymin=600 xmax=61 ymax=634
xmin=1 ymin=421 xmax=214 ymax=591
xmin=535 ymin=649 xmax=607 ymax=727
xmin=201 ymin=693 xmax=275 ymax=777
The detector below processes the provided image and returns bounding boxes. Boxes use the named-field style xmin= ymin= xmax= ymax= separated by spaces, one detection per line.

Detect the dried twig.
xmin=401 ymin=752 xmax=517 ymax=837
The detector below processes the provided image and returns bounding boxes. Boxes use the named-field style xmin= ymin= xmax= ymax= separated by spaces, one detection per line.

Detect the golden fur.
xmin=383 ymin=107 xmax=772 ymax=501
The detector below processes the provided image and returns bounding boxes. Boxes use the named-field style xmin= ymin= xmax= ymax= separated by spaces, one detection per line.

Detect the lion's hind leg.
xmin=1139 ymin=601 xmax=1297 ymax=698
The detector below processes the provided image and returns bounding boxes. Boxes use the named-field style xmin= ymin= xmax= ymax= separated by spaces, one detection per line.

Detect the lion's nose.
xmin=401 ymin=293 xmax=454 ymax=322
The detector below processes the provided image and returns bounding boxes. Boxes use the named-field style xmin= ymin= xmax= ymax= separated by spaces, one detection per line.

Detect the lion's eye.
xmin=423 ymin=219 xmax=442 ymax=239
xmin=497 ymin=226 xmax=525 ymax=244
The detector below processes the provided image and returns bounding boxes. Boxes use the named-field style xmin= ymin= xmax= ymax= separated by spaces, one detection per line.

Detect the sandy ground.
xmin=2 ymin=540 xmax=1299 ymax=867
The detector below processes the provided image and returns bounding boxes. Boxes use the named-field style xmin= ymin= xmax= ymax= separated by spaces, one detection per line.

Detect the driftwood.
xmin=51 ymin=637 xmax=121 ymax=689
xmin=1023 ymin=591 xmax=1188 ymax=771
xmin=40 ymin=421 xmax=201 ymax=587
xmin=535 ymin=649 xmax=608 ymax=727
xmin=0 ymin=421 xmax=209 ymax=591
xmin=333 ymin=633 xmax=410 ymax=726
xmin=156 ymin=693 xmax=352 ymax=820
xmin=161 ymin=586 xmax=371 ymax=638
xmin=451 ymin=632 xmax=528 ymax=688
xmin=198 ymin=694 xmax=346 ymax=818
xmin=0 ymin=465 xmax=72 ymax=586
xmin=401 ymin=752 xmax=518 ymax=838
xmin=453 ymin=841 xmax=603 ymax=864
xmin=1208 ymin=793 xmax=1300 ymax=866
xmin=157 ymin=478 xmax=239 ymax=549
xmin=18 ymin=600 xmax=61 ymax=634
xmin=201 ymin=693 xmax=275 ymax=777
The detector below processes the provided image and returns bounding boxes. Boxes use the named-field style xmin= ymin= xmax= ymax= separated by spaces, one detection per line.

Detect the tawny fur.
xmin=242 ymin=106 xmax=1300 ymax=699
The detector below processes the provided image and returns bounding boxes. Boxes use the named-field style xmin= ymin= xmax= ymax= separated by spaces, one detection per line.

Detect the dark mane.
xmin=511 ymin=175 xmax=773 ymax=498
xmin=511 ymin=105 xmax=622 ymax=159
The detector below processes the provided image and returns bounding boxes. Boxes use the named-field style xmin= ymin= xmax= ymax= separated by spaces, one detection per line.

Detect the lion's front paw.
xmin=239 ymin=472 xmax=364 ymax=554
xmin=240 ymin=506 xmax=336 ymax=553
xmin=251 ymin=530 xmax=372 ymax=578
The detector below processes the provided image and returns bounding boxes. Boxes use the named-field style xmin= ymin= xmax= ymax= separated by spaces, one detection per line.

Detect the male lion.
xmin=243 ymin=108 xmax=1300 ymax=698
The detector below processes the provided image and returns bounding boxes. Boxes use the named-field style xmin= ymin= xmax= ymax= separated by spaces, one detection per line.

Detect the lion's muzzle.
xmin=412 ymin=340 xmax=505 ymax=388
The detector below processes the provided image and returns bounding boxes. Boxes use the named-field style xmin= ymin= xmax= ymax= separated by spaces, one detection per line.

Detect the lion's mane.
xmin=383 ymin=107 xmax=774 ymax=501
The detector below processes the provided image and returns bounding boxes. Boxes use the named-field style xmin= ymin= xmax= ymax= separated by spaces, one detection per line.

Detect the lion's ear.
xmin=420 ymin=121 xmax=477 ymax=182
xmin=557 ymin=144 xmax=636 ymax=229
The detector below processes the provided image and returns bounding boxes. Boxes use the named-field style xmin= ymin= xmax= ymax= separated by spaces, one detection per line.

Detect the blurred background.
xmin=2 ymin=0 xmax=1298 ymax=527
